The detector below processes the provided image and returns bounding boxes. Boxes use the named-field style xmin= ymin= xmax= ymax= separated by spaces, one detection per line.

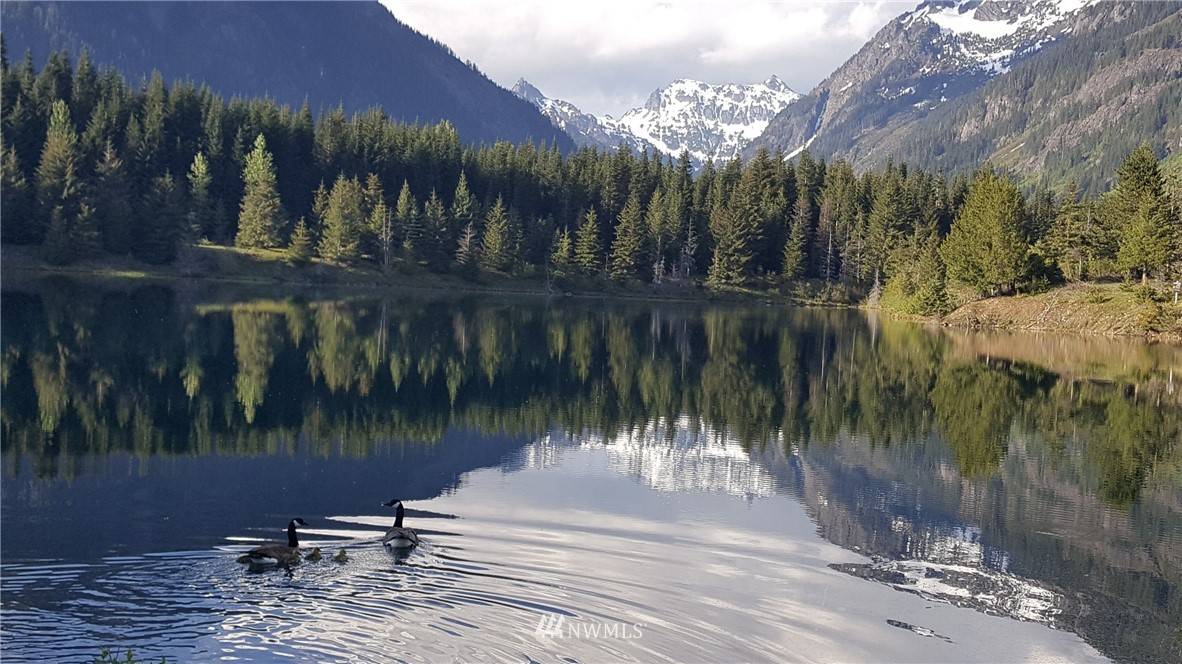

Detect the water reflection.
xmin=1 ymin=281 xmax=1179 ymax=663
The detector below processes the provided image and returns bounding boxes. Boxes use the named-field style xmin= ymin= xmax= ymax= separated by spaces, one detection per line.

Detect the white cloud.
xmin=382 ymin=0 xmax=908 ymax=116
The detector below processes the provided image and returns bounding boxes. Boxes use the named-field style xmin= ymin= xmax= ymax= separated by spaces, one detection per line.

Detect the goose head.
xmin=383 ymin=499 xmax=406 ymax=528
xmin=286 ymin=518 xmax=307 ymax=547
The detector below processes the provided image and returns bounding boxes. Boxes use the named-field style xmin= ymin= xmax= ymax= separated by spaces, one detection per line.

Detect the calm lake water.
xmin=1 ymin=280 xmax=1179 ymax=663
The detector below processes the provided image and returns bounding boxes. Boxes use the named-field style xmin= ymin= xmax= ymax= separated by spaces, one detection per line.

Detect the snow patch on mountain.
xmin=908 ymin=0 xmax=1097 ymax=74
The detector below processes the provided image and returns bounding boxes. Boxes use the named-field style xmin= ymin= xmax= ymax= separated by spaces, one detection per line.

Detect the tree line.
xmin=3 ymin=47 xmax=1180 ymax=311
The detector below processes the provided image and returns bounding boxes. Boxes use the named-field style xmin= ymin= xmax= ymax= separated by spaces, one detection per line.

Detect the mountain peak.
xmin=764 ymin=74 xmax=789 ymax=92
xmin=511 ymin=78 xmax=545 ymax=104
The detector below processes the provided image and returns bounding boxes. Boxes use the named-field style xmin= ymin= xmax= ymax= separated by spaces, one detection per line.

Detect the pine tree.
xmin=1110 ymin=146 xmax=1172 ymax=281
xmin=479 ymin=196 xmax=512 ymax=272
xmin=394 ymin=180 xmax=420 ymax=258
xmin=1041 ymin=183 xmax=1089 ymax=280
xmin=41 ymin=205 xmax=74 ymax=265
xmin=574 ymin=209 xmax=602 ymax=276
xmin=421 ymin=189 xmax=450 ymax=271
xmin=450 ymin=171 xmax=478 ymax=238
xmin=455 ymin=220 xmax=478 ymax=276
xmin=0 ymin=143 xmax=33 ymax=244
xmin=782 ymin=195 xmax=810 ymax=280
xmin=550 ymin=227 xmax=574 ymax=279
xmin=913 ymin=233 xmax=949 ymax=315
xmin=1117 ymin=197 xmax=1170 ymax=282
xmin=318 ymin=174 xmax=364 ymax=263
xmin=940 ymin=170 xmax=1030 ymax=295
xmin=186 ymin=151 xmax=214 ymax=241
xmin=707 ymin=205 xmax=753 ymax=288
xmin=375 ymin=200 xmax=394 ymax=270
xmin=135 ymin=173 xmax=183 ymax=264
xmin=35 ymin=100 xmax=81 ymax=246
xmin=865 ymin=170 xmax=906 ymax=281
xmin=311 ymin=180 xmax=330 ymax=234
xmin=91 ymin=141 xmax=132 ymax=254
xmin=287 ymin=216 xmax=313 ymax=264
xmin=235 ymin=133 xmax=284 ymax=248
xmin=609 ymin=193 xmax=646 ymax=280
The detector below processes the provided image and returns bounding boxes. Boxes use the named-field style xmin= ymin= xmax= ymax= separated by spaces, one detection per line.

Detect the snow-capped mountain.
xmin=745 ymin=0 xmax=1150 ymax=175
xmin=511 ymin=79 xmax=658 ymax=156
xmin=513 ymin=77 xmax=800 ymax=165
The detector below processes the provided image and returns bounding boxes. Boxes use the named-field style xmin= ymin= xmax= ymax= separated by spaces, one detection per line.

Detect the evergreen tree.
xmin=645 ymin=188 xmax=668 ymax=268
xmin=450 ymin=171 xmax=478 ymax=238
xmin=1117 ymin=198 xmax=1171 ymax=282
xmin=479 ymin=196 xmax=512 ymax=272
xmin=1041 ymin=183 xmax=1089 ymax=280
xmin=609 ymin=193 xmax=646 ymax=281
xmin=35 ymin=100 xmax=81 ymax=245
xmin=455 ymin=220 xmax=478 ymax=276
xmin=1109 ymin=146 xmax=1172 ymax=281
xmin=421 ymin=189 xmax=450 ymax=271
xmin=91 ymin=141 xmax=133 ymax=254
xmin=574 ymin=209 xmax=602 ymax=276
xmin=394 ymin=180 xmax=420 ymax=258
xmin=707 ymin=205 xmax=755 ymax=288
xmin=941 ymin=170 xmax=1030 ymax=295
xmin=782 ymin=195 xmax=810 ymax=280
xmin=318 ymin=174 xmax=364 ymax=262
xmin=186 ymin=151 xmax=214 ymax=241
xmin=366 ymin=190 xmax=392 ymax=269
xmin=235 ymin=133 xmax=284 ymax=248
xmin=135 ymin=173 xmax=183 ymax=264
xmin=865 ymin=170 xmax=906 ymax=282
xmin=287 ymin=216 xmax=313 ymax=264
xmin=310 ymin=180 xmax=330 ymax=234
xmin=0 ymin=143 xmax=33 ymax=244
xmin=550 ymin=227 xmax=574 ymax=279
xmin=41 ymin=205 xmax=76 ymax=265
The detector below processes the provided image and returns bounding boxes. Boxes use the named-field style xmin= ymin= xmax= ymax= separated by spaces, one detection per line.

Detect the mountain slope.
xmin=745 ymin=0 xmax=1181 ymax=192
xmin=514 ymin=77 xmax=800 ymax=164
xmin=0 ymin=0 xmax=573 ymax=150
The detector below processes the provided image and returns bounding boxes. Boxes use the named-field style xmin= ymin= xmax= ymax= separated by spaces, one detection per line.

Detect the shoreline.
xmin=4 ymin=245 xmax=1178 ymax=344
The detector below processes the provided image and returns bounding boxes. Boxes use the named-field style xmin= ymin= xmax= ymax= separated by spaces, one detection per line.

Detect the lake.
xmin=1 ymin=280 xmax=1179 ymax=663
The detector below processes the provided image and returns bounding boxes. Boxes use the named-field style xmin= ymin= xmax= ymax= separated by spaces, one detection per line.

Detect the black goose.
xmin=380 ymin=499 xmax=420 ymax=549
xmin=236 ymin=518 xmax=307 ymax=567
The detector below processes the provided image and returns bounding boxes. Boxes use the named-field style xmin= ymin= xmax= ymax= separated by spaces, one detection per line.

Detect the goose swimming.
xmin=304 ymin=547 xmax=322 ymax=562
xmin=333 ymin=549 xmax=348 ymax=563
xmin=236 ymin=518 xmax=307 ymax=567
xmin=380 ymin=499 xmax=420 ymax=549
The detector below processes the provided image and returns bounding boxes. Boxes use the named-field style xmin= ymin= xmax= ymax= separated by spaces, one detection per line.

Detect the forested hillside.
xmin=2 ymin=50 xmax=1180 ymax=322
xmin=0 ymin=1 xmax=572 ymax=150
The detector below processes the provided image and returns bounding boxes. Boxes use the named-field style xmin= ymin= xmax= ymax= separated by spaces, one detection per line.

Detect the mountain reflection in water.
xmin=1 ymin=281 xmax=1178 ymax=663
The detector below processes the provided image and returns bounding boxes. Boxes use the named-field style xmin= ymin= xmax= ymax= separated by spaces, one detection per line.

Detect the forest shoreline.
xmin=4 ymin=245 xmax=1178 ymax=344
xmin=0 ymin=244 xmax=841 ymax=308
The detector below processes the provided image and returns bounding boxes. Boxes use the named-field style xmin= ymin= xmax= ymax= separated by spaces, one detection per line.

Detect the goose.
xmin=304 ymin=547 xmax=322 ymax=562
xmin=332 ymin=549 xmax=348 ymax=563
xmin=380 ymin=499 xmax=420 ymax=549
xmin=236 ymin=518 xmax=307 ymax=567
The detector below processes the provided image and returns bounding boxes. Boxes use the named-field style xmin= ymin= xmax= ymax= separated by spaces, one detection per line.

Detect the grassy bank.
xmin=940 ymin=282 xmax=1182 ymax=343
xmin=0 ymin=244 xmax=841 ymax=307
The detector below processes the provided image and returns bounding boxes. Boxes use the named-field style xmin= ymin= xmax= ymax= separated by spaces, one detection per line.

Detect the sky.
xmin=381 ymin=0 xmax=910 ymax=117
